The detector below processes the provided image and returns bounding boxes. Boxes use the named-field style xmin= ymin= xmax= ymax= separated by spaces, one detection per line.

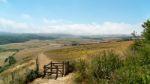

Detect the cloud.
xmin=43 ymin=18 xmax=70 ymax=24
xmin=0 ymin=18 xmax=143 ymax=35
xmin=21 ymin=14 xmax=32 ymax=19
xmin=0 ymin=18 xmax=37 ymax=33
xmin=39 ymin=20 xmax=143 ymax=35
xmin=0 ymin=0 xmax=7 ymax=3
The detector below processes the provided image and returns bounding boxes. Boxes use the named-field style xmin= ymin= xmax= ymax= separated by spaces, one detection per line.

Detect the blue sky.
xmin=0 ymin=0 xmax=149 ymax=35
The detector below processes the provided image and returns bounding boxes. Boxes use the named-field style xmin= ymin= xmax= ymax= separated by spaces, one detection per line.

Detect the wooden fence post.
xmin=55 ymin=66 xmax=58 ymax=80
xmin=50 ymin=61 xmax=52 ymax=76
xmin=64 ymin=61 xmax=69 ymax=75
xmin=62 ymin=61 xmax=64 ymax=77
xmin=43 ymin=65 xmax=46 ymax=78
xmin=36 ymin=56 xmax=39 ymax=73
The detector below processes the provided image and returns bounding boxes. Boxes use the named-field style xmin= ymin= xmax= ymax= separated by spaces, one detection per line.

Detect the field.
xmin=45 ymin=41 xmax=132 ymax=61
xmin=0 ymin=39 xmax=133 ymax=84
xmin=0 ymin=40 xmax=132 ymax=69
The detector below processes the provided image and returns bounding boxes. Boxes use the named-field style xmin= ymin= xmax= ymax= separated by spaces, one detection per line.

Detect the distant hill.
xmin=0 ymin=32 xmax=13 ymax=35
xmin=0 ymin=33 xmax=57 ymax=45
xmin=0 ymin=32 xmax=131 ymax=45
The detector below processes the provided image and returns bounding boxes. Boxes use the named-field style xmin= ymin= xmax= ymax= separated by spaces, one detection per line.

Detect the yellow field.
xmin=45 ymin=41 xmax=132 ymax=61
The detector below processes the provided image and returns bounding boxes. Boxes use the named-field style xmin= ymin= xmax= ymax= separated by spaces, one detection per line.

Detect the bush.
xmin=111 ymin=42 xmax=150 ymax=84
xmin=5 ymin=56 xmax=16 ymax=65
xmin=74 ymin=51 xmax=122 ymax=84
xmin=113 ymin=65 xmax=150 ymax=84
xmin=89 ymin=51 xmax=122 ymax=83
xmin=68 ymin=61 xmax=76 ymax=73
xmin=25 ymin=70 xmax=42 ymax=83
xmin=74 ymin=59 xmax=88 ymax=83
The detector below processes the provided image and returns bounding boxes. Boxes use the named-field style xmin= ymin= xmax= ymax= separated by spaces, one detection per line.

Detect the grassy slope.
xmin=0 ymin=51 xmax=15 ymax=66
xmin=45 ymin=41 xmax=132 ymax=61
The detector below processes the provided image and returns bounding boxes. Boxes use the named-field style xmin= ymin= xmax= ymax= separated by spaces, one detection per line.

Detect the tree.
xmin=142 ymin=19 xmax=150 ymax=41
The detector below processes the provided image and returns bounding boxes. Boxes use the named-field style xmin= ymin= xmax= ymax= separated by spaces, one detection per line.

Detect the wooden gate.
xmin=43 ymin=61 xmax=69 ymax=79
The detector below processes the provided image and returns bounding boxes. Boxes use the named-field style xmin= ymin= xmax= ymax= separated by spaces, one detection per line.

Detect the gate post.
xmin=55 ymin=66 xmax=58 ymax=80
xmin=50 ymin=61 xmax=52 ymax=76
xmin=64 ymin=61 xmax=69 ymax=75
xmin=42 ymin=65 xmax=46 ymax=78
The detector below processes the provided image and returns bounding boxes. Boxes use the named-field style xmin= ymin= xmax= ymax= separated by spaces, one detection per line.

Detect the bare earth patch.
xmin=38 ymin=53 xmax=52 ymax=71
xmin=31 ymin=73 xmax=74 ymax=84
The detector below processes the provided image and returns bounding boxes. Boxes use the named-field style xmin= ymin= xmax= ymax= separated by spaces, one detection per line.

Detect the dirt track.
xmin=38 ymin=53 xmax=51 ymax=71
xmin=31 ymin=73 xmax=74 ymax=84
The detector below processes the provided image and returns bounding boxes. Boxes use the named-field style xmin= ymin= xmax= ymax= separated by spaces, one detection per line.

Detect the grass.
xmin=74 ymin=50 xmax=122 ymax=84
xmin=73 ymin=41 xmax=150 ymax=84
xmin=0 ymin=40 xmax=134 ymax=84
xmin=0 ymin=51 xmax=16 ymax=66
xmin=0 ymin=59 xmax=36 ymax=84
xmin=45 ymin=41 xmax=132 ymax=61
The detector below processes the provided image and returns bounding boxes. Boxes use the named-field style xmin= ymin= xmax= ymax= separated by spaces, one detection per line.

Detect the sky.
xmin=0 ymin=0 xmax=149 ymax=35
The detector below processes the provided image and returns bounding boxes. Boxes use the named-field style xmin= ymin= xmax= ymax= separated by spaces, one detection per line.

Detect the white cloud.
xmin=39 ymin=21 xmax=142 ymax=35
xmin=0 ymin=0 xmax=7 ymax=3
xmin=0 ymin=18 xmax=37 ymax=33
xmin=0 ymin=18 xmax=143 ymax=35
xmin=21 ymin=14 xmax=32 ymax=19
xmin=43 ymin=18 xmax=69 ymax=24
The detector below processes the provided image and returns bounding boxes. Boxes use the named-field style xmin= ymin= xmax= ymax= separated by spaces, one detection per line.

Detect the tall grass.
xmin=74 ymin=59 xmax=88 ymax=83
xmin=74 ymin=50 xmax=122 ymax=84
xmin=112 ymin=42 xmax=150 ymax=84
xmin=74 ymin=42 xmax=150 ymax=84
xmin=89 ymin=51 xmax=122 ymax=84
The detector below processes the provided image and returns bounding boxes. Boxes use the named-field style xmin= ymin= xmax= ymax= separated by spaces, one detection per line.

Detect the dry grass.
xmin=0 ymin=40 xmax=63 ymax=61
xmin=0 ymin=51 xmax=15 ymax=66
xmin=0 ymin=60 xmax=36 ymax=84
xmin=45 ymin=41 xmax=132 ymax=61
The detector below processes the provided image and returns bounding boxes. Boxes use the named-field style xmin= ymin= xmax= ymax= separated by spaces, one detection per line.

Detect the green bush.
xmin=25 ymin=70 xmax=42 ymax=83
xmin=74 ymin=59 xmax=88 ymax=83
xmin=111 ymin=42 xmax=150 ymax=84
xmin=89 ymin=51 xmax=122 ymax=83
xmin=5 ymin=56 xmax=16 ymax=65
xmin=74 ymin=51 xmax=122 ymax=84
xmin=113 ymin=65 xmax=150 ymax=84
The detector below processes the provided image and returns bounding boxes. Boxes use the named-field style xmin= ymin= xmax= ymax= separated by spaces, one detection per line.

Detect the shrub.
xmin=111 ymin=42 xmax=150 ymax=84
xmin=89 ymin=51 xmax=122 ymax=83
xmin=74 ymin=51 xmax=122 ymax=84
xmin=25 ymin=70 xmax=42 ymax=83
xmin=68 ymin=61 xmax=76 ymax=73
xmin=74 ymin=59 xmax=88 ymax=83
xmin=4 ymin=56 xmax=16 ymax=65
xmin=112 ymin=65 xmax=150 ymax=84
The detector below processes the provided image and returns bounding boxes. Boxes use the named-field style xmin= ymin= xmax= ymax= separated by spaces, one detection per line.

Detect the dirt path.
xmin=38 ymin=53 xmax=52 ymax=71
xmin=31 ymin=73 xmax=74 ymax=84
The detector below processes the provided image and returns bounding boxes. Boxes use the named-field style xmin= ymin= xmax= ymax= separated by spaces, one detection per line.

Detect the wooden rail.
xmin=43 ymin=61 xmax=69 ymax=79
